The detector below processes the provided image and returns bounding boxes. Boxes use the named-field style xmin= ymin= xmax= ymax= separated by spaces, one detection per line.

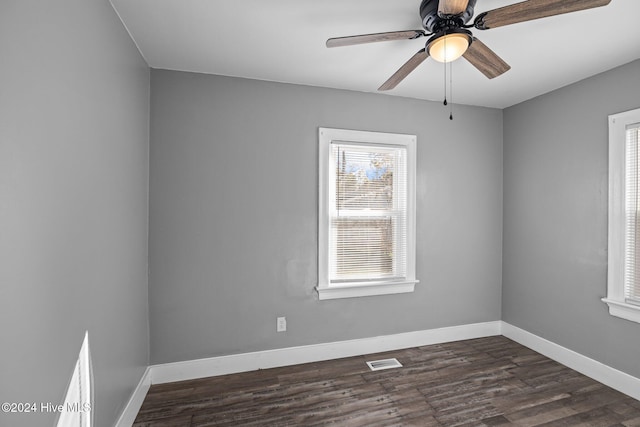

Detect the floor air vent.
xmin=366 ymin=358 xmax=403 ymax=371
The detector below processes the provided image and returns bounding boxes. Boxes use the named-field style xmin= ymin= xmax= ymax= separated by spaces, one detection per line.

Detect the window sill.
xmin=316 ymin=280 xmax=418 ymax=300
xmin=602 ymin=298 xmax=640 ymax=324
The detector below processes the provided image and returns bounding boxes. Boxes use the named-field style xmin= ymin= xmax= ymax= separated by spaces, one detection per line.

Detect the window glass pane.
xmin=332 ymin=217 xmax=395 ymax=281
xmin=329 ymin=143 xmax=407 ymax=284
xmin=334 ymin=146 xmax=395 ymax=211
xmin=627 ymin=125 xmax=640 ymax=305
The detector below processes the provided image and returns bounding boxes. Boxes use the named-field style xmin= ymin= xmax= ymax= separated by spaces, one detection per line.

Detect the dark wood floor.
xmin=133 ymin=336 xmax=640 ymax=426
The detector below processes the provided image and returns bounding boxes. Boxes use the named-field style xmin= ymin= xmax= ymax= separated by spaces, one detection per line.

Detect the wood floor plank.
xmin=133 ymin=337 xmax=640 ymax=426
xmin=622 ymin=416 xmax=640 ymax=427
xmin=132 ymin=414 xmax=192 ymax=427
xmin=504 ymin=398 xmax=579 ymax=426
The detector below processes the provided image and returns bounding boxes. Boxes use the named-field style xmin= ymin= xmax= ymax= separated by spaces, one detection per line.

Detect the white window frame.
xmin=603 ymin=107 xmax=640 ymax=324
xmin=317 ymin=127 xmax=418 ymax=300
xmin=56 ymin=331 xmax=93 ymax=427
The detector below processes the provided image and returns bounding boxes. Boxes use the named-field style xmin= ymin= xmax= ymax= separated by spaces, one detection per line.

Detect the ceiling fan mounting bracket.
xmin=409 ymin=31 xmax=428 ymax=40
xmin=473 ymin=12 xmax=489 ymax=30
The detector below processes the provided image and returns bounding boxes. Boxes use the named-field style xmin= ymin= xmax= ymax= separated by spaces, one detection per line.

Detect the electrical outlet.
xmin=276 ymin=316 xmax=287 ymax=332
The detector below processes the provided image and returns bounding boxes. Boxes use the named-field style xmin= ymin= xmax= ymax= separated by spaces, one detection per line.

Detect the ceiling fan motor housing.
xmin=420 ymin=0 xmax=477 ymax=32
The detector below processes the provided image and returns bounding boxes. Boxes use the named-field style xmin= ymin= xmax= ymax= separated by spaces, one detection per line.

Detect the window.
xmin=317 ymin=128 xmax=417 ymax=300
xmin=604 ymin=107 xmax=640 ymax=323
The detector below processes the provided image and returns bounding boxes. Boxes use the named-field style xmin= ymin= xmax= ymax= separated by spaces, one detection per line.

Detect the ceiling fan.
xmin=327 ymin=0 xmax=612 ymax=91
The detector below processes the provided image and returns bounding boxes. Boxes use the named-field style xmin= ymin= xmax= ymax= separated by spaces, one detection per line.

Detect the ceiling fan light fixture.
xmin=427 ymin=32 xmax=471 ymax=63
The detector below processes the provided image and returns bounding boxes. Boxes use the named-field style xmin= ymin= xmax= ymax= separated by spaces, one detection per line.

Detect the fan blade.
xmin=476 ymin=0 xmax=611 ymax=29
xmin=463 ymin=38 xmax=511 ymax=79
xmin=378 ymin=49 xmax=429 ymax=91
xmin=326 ymin=30 xmax=424 ymax=48
xmin=438 ymin=0 xmax=470 ymax=16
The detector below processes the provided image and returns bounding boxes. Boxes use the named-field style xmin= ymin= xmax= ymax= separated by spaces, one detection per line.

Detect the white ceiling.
xmin=111 ymin=0 xmax=640 ymax=108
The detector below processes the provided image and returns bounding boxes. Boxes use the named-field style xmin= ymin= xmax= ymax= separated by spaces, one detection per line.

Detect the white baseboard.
xmin=115 ymin=366 xmax=151 ymax=427
xmin=501 ymin=322 xmax=640 ymax=401
xmin=149 ymin=321 xmax=502 ymax=385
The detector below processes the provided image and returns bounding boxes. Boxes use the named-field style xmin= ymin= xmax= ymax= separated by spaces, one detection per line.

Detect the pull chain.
xmin=443 ymin=36 xmax=448 ymax=107
xmin=442 ymin=36 xmax=453 ymax=120
xmin=449 ymin=61 xmax=453 ymax=120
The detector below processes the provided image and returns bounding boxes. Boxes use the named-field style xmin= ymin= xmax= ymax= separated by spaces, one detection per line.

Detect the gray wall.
xmin=0 ymin=1 xmax=150 ymax=426
xmin=149 ymin=69 xmax=503 ymax=364
xmin=503 ymin=59 xmax=640 ymax=378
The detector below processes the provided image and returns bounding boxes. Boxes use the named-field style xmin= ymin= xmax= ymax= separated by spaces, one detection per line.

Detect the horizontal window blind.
xmin=626 ymin=124 xmax=640 ymax=305
xmin=329 ymin=143 xmax=407 ymax=283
